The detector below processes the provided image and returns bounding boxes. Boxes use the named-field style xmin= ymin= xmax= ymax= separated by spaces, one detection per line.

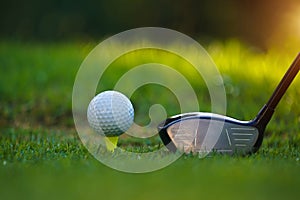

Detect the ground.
xmin=0 ymin=40 xmax=299 ymax=200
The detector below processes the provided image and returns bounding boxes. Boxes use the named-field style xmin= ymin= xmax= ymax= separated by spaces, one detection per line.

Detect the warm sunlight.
xmin=269 ymin=2 xmax=300 ymax=49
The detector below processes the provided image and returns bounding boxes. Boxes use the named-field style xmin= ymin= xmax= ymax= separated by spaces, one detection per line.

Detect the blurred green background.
xmin=0 ymin=1 xmax=300 ymax=200
xmin=1 ymin=0 xmax=300 ymax=48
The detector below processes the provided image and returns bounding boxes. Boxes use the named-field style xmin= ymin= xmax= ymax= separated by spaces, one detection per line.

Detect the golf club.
xmin=158 ymin=53 xmax=300 ymax=155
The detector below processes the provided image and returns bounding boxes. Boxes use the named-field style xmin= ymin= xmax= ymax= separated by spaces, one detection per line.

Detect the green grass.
xmin=0 ymin=40 xmax=300 ymax=200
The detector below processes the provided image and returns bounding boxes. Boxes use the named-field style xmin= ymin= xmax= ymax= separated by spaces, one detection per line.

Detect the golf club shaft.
xmin=266 ymin=53 xmax=300 ymax=110
xmin=255 ymin=53 xmax=300 ymax=129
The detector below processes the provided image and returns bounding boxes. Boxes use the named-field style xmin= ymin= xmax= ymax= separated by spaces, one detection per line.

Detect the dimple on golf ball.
xmin=87 ymin=91 xmax=134 ymax=137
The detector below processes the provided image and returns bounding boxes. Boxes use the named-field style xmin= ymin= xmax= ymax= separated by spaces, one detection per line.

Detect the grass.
xmin=0 ymin=39 xmax=300 ymax=200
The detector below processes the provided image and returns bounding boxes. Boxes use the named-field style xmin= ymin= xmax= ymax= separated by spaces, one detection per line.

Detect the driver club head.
xmin=158 ymin=112 xmax=263 ymax=155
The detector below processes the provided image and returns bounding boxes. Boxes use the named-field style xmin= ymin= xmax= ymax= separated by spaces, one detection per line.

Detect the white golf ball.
xmin=87 ymin=91 xmax=134 ymax=137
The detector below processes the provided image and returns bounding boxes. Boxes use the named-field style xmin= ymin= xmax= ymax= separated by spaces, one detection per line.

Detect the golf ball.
xmin=87 ymin=91 xmax=134 ymax=137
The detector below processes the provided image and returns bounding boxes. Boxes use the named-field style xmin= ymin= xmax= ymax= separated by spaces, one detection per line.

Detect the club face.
xmin=158 ymin=113 xmax=261 ymax=155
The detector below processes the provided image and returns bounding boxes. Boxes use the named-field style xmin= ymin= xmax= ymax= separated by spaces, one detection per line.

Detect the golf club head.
xmin=158 ymin=112 xmax=264 ymax=155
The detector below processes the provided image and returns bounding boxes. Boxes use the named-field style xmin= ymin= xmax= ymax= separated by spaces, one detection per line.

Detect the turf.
xmin=0 ymin=40 xmax=299 ymax=200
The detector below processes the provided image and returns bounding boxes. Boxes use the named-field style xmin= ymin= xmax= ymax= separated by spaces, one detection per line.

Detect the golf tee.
xmin=104 ymin=136 xmax=119 ymax=152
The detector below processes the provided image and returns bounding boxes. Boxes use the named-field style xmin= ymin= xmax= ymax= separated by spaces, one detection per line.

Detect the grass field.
xmin=0 ymin=40 xmax=300 ymax=200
